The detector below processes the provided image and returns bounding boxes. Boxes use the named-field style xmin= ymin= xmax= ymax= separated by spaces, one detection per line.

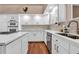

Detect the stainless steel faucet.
xmin=67 ymin=20 xmax=79 ymax=34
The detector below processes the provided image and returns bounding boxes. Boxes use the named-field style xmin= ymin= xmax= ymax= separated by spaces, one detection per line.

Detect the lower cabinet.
xmin=21 ymin=33 xmax=30 ymax=54
xmin=57 ymin=45 xmax=69 ymax=54
xmin=52 ymin=34 xmax=70 ymax=54
xmin=70 ymin=42 xmax=79 ymax=54
xmin=0 ymin=33 xmax=29 ymax=54
xmin=28 ymin=31 xmax=44 ymax=41
xmin=0 ymin=46 xmax=5 ymax=54
xmin=6 ymin=38 xmax=21 ymax=54
xmin=0 ymin=31 xmax=45 ymax=54
xmin=52 ymin=34 xmax=79 ymax=54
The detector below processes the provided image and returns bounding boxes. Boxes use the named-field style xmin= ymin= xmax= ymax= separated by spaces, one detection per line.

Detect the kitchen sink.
xmin=57 ymin=33 xmax=79 ymax=39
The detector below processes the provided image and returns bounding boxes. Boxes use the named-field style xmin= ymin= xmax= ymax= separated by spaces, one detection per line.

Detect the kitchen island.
xmin=0 ymin=32 xmax=29 ymax=54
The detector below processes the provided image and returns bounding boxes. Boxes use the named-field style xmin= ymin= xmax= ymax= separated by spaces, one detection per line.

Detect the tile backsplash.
xmin=50 ymin=19 xmax=79 ymax=34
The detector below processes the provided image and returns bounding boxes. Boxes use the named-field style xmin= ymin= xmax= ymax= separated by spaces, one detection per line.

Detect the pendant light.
xmin=23 ymin=7 xmax=28 ymax=13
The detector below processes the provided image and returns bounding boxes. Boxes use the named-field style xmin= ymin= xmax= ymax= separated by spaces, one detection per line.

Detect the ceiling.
xmin=0 ymin=4 xmax=47 ymax=14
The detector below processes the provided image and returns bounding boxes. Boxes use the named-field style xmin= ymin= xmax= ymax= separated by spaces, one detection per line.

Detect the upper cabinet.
xmin=58 ymin=4 xmax=66 ymax=22
xmin=20 ymin=14 xmax=50 ymax=25
xmin=44 ymin=4 xmax=66 ymax=24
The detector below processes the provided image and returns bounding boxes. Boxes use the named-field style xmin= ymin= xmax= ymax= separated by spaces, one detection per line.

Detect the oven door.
xmin=9 ymin=29 xmax=16 ymax=32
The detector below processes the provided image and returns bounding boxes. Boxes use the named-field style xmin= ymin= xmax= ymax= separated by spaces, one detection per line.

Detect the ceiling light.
xmin=23 ymin=7 xmax=28 ymax=13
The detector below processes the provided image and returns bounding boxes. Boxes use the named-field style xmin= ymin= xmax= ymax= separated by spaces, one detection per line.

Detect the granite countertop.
xmin=0 ymin=32 xmax=29 ymax=46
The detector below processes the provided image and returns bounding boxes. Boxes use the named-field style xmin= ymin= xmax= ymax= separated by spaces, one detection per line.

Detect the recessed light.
xmin=34 ymin=15 xmax=41 ymax=20
xmin=23 ymin=15 xmax=31 ymax=22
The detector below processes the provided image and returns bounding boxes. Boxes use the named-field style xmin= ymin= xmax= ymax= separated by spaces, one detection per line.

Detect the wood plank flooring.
xmin=27 ymin=41 xmax=49 ymax=54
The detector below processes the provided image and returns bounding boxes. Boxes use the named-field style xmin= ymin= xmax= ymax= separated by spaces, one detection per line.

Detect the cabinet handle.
xmin=56 ymin=40 xmax=58 ymax=41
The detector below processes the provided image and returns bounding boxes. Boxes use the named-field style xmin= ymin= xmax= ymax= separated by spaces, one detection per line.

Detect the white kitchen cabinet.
xmin=58 ymin=4 xmax=66 ymax=22
xmin=70 ymin=45 xmax=79 ymax=54
xmin=57 ymin=45 xmax=68 ymax=54
xmin=52 ymin=34 xmax=70 ymax=54
xmin=6 ymin=39 xmax=21 ymax=54
xmin=21 ymin=31 xmax=45 ymax=54
xmin=28 ymin=31 xmax=44 ymax=41
xmin=0 ymin=46 xmax=2 ymax=53
xmin=70 ymin=42 xmax=79 ymax=54
xmin=21 ymin=33 xmax=30 ymax=54
xmin=0 ymin=46 xmax=4 ymax=54
xmin=20 ymin=14 xmax=49 ymax=25
xmin=52 ymin=34 xmax=58 ymax=53
xmin=0 ymin=15 xmax=8 ymax=32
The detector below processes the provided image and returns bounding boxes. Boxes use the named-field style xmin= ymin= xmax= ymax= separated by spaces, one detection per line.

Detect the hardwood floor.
xmin=27 ymin=41 xmax=49 ymax=54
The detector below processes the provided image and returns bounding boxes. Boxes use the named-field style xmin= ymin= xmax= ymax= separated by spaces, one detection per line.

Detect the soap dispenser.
xmin=63 ymin=25 xmax=69 ymax=33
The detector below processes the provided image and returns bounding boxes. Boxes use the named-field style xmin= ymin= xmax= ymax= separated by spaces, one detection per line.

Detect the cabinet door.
xmin=58 ymin=4 xmax=66 ymax=22
xmin=6 ymin=39 xmax=21 ymax=54
xmin=52 ymin=34 xmax=69 ymax=54
xmin=21 ymin=33 xmax=30 ymax=54
xmin=52 ymin=34 xmax=58 ymax=53
xmin=70 ymin=45 xmax=79 ymax=54
xmin=0 ymin=15 xmax=8 ymax=32
xmin=57 ymin=45 xmax=68 ymax=54
xmin=70 ymin=42 xmax=79 ymax=54
xmin=0 ymin=46 xmax=3 ymax=54
xmin=29 ymin=31 xmax=44 ymax=41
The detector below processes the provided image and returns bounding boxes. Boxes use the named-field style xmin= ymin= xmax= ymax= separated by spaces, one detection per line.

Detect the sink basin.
xmin=57 ymin=33 xmax=79 ymax=39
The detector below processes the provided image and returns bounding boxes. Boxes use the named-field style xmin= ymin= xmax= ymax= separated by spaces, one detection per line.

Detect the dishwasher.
xmin=47 ymin=32 xmax=52 ymax=54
